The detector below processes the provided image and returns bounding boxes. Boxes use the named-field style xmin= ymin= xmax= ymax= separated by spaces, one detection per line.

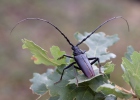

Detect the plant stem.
xmin=115 ymin=85 xmax=137 ymax=98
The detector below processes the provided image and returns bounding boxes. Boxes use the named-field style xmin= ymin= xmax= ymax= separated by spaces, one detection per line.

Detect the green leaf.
xmin=30 ymin=66 xmax=106 ymax=100
xmin=88 ymin=75 xmax=109 ymax=92
xmin=93 ymin=93 xmax=105 ymax=100
xmin=47 ymin=67 xmax=108 ymax=100
xmin=88 ymin=75 xmax=131 ymax=99
xmin=68 ymin=66 xmax=103 ymax=85
xmin=30 ymin=73 xmax=48 ymax=96
xmin=104 ymin=62 xmax=115 ymax=74
xmin=48 ymin=67 xmax=95 ymax=100
xmin=74 ymin=32 xmax=119 ymax=63
xmin=28 ymin=32 xmax=126 ymax=99
xmin=68 ymin=73 xmax=131 ymax=99
xmin=122 ymin=51 xmax=140 ymax=98
xmin=47 ymin=67 xmax=96 ymax=100
xmin=124 ymin=46 xmax=134 ymax=61
xmin=22 ymin=39 xmax=66 ymax=66
xmin=48 ymin=96 xmax=59 ymax=100
xmin=96 ymin=84 xmax=132 ymax=99
xmin=68 ymin=62 xmax=114 ymax=85
xmin=30 ymin=69 xmax=55 ymax=96
xmin=105 ymin=94 xmax=117 ymax=100
xmin=30 ymin=67 xmax=131 ymax=100
xmin=50 ymin=46 xmax=67 ymax=65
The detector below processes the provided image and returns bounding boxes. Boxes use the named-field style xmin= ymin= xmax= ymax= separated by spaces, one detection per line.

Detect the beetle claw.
xmin=57 ymin=56 xmax=63 ymax=60
xmin=54 ymin=80 xmax=61 ymax=85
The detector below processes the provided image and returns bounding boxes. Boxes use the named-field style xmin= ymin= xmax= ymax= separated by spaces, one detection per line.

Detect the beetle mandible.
xmin=11 ymin=16 xmax=129 ymax=85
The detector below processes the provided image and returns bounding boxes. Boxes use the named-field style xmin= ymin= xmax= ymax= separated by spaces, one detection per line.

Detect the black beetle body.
xmin=72 ymin=46 xmax=95 ymax=78
xmin=74 ymin=54 xmax=95 ymax=78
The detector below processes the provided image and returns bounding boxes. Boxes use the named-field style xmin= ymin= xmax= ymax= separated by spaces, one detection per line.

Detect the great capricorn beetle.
xmin=11 ymin=16 xmax=129 ymax=85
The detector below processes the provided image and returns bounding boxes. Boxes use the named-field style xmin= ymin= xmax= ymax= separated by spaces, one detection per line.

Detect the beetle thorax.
xmin=72 ymin=46 xmax=84 ymax=56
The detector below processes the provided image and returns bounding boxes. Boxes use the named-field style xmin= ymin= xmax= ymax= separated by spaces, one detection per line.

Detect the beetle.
xmin=11 ymin=16 xmax=129 ymax=85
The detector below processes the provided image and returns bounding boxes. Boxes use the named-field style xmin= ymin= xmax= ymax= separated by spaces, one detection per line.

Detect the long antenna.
xmin=10 ymin=18 xmax=74 ymax=47
xmin=76 ymin=16 xmax=129 ymax=46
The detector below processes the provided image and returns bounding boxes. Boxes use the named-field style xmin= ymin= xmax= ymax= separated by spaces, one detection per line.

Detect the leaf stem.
xmin=115 ymin=85 xmax=137 ymax=98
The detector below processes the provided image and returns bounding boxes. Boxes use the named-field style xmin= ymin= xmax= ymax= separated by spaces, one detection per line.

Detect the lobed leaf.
xmin=30 ymin=73 xmax=48 ymax=98
xmin=104 ymin=62 xmax=115 ymax=74
xmin=30 ymin=66 xmax=130 ymax=100
xmin=68 ymin=61 xmax=114 ymax=85
xmin=29 ymin=69 xmax=54 ymax=97
xmin=27 ymin=32 xmax=132 ymax=99
xmin=22 ymin=39 xmax=67 ymax=66
xmin=48 ymin=96 xmax=59 ymax=100
xmin=74 ymin=32 xmax=119 ymax=63
xmin=30 ymin=66 xmax=97 ymax=100
xmin=122 ymin=51 xmax=140 ymax=98
xmin=68 ymin=62 xmax=114 ymax=85
xmin=124 ymin=45 xmax=134 ymax=61
xmin=96 ymin=84 xmax=131 ymax=99
xmin=105 ymin=94 xmax=117 ymax=100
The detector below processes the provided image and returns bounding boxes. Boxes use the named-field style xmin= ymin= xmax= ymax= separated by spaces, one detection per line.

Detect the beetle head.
xmin=72 ymin=46 xmax=85 ymax=56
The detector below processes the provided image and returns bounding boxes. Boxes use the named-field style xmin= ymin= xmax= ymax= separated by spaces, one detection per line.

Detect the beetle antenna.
xmin=76 ymin=16 xmax=129 ymax=46
xmin=10 ymin=18 xmax=74 ymax=47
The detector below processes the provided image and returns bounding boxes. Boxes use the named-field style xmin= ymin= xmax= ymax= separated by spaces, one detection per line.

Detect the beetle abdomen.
xmin=74 ymin=54 xmax=95 ymax=78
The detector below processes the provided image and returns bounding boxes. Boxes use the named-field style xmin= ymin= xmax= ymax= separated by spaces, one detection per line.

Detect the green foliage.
xmin=104 ymin=94 xmax=117 ymax=100
xmin=122 ymin=50 xmax=140 ymax=98
xmin=30 ymin=67 xmax=131 ymax=100
xmin=96 ymin=84 xmax=131 ymax=99
xmin=22 ymin=32 xmax=134 ymax=100
xmin=104 ymin=62 xmax=115 ymax=74
xmin=74 ymin=32 xmax=119 ymax=63
xmin=22 ymin=39 xmax=67 ymax=66
xmin=30 ymin=73 xmax=49 ymax=95
xmin=124 ymin=46 xmax=134 ymax=61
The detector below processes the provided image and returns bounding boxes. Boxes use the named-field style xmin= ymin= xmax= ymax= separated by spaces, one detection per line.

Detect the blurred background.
xmin=1 ymin=0 xmax=140 ymax=99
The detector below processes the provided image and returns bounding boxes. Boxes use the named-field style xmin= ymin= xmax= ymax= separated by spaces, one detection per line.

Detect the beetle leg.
xmin=54 ymin=62 xmax=76 ymax=84
xmin=57 ymin=55 xmax=74 ymax=60
xmin=88 ymin=57 xmax=102 ymax=74
xmin=74 ymin=66 xmax=81 ymax=70
xmin=88 ymin=57 xmax=97 ymax=60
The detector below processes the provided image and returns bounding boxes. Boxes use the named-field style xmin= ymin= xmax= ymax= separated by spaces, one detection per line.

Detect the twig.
xmin=115 ymin=85 xmax=137 ymax=98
